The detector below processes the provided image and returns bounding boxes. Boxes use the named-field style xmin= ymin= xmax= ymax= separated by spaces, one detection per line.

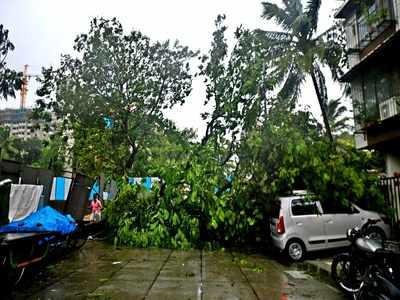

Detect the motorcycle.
xmin=355 ymin=242 xmax=400 ymax=300
xmin=331 ymin=218 xmax=386 ymax=296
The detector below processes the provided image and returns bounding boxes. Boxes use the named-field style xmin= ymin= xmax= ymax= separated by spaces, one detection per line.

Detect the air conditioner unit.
xmin=379 ymin=96 xmax=400 ymax=120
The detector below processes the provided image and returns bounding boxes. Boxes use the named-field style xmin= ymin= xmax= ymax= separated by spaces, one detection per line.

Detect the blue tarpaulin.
xmin=104 ymin=116 xmax=113 ymax=128
xmin=128 ymin=177 xmax=157 ymax=191
xmin=89 ymin=181 xmax=100 ymax=200
xmin=0 ymin=206 xmax=77 ymax=235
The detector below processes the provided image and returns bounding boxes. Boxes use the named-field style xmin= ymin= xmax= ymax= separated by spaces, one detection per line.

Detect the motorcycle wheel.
xmin=331 ymin=253 xmax=363 ymax=296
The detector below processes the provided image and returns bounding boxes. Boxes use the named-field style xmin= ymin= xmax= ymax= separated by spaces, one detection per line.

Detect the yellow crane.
xmin=20 ymin=64 xmax=40 ymax=109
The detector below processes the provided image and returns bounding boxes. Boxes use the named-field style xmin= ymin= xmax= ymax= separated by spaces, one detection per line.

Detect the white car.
xmin=270 ymin=191 xmax=391 ymax=261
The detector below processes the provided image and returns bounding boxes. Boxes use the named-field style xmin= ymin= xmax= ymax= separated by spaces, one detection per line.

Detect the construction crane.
xmin=20 ymin=64 xmax=41 ymax=109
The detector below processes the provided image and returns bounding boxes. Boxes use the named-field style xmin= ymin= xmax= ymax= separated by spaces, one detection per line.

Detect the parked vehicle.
xmin=331 ymin=219 xmax=400 ymax=298
xmin=269 ymin=191 xmax=390 ymax=261
xmin=356 ymin=258 xmax=400 ymax=300
xmin=331 ymin=218 xmax=383 ymax=295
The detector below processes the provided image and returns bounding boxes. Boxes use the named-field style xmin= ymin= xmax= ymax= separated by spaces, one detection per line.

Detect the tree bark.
xmin=310 ymin=69 xmax=334 ymax=143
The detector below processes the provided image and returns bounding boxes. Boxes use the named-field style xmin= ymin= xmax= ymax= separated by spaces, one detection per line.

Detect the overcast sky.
xmin=0 ymin=0 xmax=346 ymax=137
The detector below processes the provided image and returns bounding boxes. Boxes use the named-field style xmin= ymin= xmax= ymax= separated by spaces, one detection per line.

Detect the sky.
xmin=0 ymin=0 xmax=347 ymax=137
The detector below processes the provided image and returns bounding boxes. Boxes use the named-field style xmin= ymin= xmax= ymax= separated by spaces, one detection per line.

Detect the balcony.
xmin=354 ymin=95 xmax=400 ymax=130
xmin=352 ymin=58 xmax=400 ymax=130
xmin=343 ymin=0 xmax=396 ymax=54
xmin=379 ymin=96 xmax=400 ymax=120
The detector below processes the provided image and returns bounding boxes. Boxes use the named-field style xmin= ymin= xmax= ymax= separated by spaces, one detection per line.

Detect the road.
xmin=11 ymin=241 xmax=345 ymax=300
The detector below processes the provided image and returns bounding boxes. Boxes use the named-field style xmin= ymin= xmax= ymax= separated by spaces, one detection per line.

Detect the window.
xmin=357 ymin=65 xmax=396 ymax=124
xmin=363 ymin=72 xmax=379 ymax=121
xmin=321 ymin=201 xmax=356 ymax=214
xmin=376 ymin=71 xmax=392 ymax=103
xmin=345 ymin=15 xmax=359 ymax=49
xmin=291 ymin=199 xmax=319 ymax=216
xmin=352 ymin=77 xmax=365 ymax=127
xmin=270 ymin=200 xmax=281 ymax=218
xmin=352 ymin=24 xmax=357 ymax=36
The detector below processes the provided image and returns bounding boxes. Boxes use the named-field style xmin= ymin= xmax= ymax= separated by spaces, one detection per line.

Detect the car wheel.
xmin=286 ymin=240 xmax=305 ymax=262
xmin=366 ymin=227 xmax=385 ymax=246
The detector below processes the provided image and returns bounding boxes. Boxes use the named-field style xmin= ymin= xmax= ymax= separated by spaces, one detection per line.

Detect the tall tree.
xmin=199 ymin=15 xmax=271 ymax=164
xmin=35 ymin=18 xmax=197 ymax=176
xmin=255 ymin=0 xmax=346 ymax=142
xmin=0 ymin=25 xmax=22 ymax=100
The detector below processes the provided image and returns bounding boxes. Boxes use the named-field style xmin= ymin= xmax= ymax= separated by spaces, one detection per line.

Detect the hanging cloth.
xmin=8 ymin=184 xmax=43 ymax=222
xmin=50 ymin=177 xmax=72 ymax=201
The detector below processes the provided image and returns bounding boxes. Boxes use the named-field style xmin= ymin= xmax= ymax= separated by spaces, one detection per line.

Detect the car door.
xmin=290 ymin=198 xmax=326 ymax=250
xmin=320 ymin=202 xmax=362 ymax=249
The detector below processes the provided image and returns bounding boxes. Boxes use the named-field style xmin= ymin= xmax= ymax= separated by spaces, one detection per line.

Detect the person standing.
xmin=90 ymin=193 xmax=103 ymax=222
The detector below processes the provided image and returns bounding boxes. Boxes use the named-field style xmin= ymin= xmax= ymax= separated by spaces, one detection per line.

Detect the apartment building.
xmin=335 ymin=0 xmax=400 ymax=222
xmin=0 ymin=108 xmax=57 ymax=140
xmin=336 ymin=0 xmax=400 ymax=177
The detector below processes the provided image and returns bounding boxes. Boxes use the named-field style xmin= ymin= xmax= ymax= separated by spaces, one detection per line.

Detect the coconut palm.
xmin=255 ymin=0 xmax=345 ymax=142
xmin=325 ymin=97 xmax=350 ymax=135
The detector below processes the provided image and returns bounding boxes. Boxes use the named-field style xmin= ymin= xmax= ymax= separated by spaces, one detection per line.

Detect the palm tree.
xmin=255 ymin=0 xmax=345 ymax=142
xmin=325 ymin=97 xmax=350 ymax=135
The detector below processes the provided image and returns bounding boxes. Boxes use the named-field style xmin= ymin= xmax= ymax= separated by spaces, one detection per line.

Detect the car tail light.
xmin=276 ymin=215 xmax=285 ymax=234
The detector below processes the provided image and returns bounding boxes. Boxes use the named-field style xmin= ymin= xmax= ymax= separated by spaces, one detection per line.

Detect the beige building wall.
xmin=386 ymin=152 xmax=400 ymax=176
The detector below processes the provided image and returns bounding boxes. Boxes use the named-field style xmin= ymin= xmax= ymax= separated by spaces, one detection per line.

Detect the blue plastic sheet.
xmin=128 ymin=177 xmax=154 ymax=191
xmin=0 ymin=206 xmax=76 ymax=235
xmin=89 ymin=180 xmax=100 ymax=200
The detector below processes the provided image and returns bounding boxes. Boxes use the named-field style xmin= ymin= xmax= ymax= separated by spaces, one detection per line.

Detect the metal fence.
xmin=380 ymin=176 xmax=400 ymax=223
xmin=0 ymin=160 xmax=93 ymax=221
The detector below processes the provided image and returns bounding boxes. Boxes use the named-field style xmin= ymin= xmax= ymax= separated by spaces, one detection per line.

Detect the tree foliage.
xmin=35 ymin=18 xmax=197 ymax=177
xmin=105 ymin=108 xmax=384 ymax=249
xmin=0 ymin=127 xmax=17 ymax=159
xmin=255 ymin=0 xmax=348 ymax=141
xmin=10 ymin=138 xmax=43 ymax=165
xmin=199 ymin=15 xmax=270 ymax=162
xmin=0 ymin=127 xmax=49 ymax=167
xmin=0 ymin=24 xmax=22 ymax=100
xmin=325 ymin=97 xmax=351 ymax=135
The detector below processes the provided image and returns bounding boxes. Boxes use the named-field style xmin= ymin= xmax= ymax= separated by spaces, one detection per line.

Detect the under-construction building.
xmin=0 ymin=108 xmax=57 ymax=140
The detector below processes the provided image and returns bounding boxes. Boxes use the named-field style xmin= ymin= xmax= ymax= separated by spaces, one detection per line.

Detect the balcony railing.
xmin=354 ymin=0 xmax=395 ymax=50
xmin=380 ymin=176 xmax=400 ymax=223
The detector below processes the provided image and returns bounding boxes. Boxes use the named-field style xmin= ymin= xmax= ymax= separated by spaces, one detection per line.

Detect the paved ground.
xmin=10 ymin=241 xmax=345 ymax=300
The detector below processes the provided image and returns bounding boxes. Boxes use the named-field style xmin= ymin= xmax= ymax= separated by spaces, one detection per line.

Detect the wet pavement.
xmin=10 ymin=241 xmax=345 ymax=300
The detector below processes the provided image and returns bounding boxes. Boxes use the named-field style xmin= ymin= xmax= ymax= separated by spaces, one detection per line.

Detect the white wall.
xmin=386 ymin=152 xmax=400 ymax=176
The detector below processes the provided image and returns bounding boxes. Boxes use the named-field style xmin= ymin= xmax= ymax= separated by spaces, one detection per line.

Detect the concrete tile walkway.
xmin=11 ymin=241 xmax=345 ymax=300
